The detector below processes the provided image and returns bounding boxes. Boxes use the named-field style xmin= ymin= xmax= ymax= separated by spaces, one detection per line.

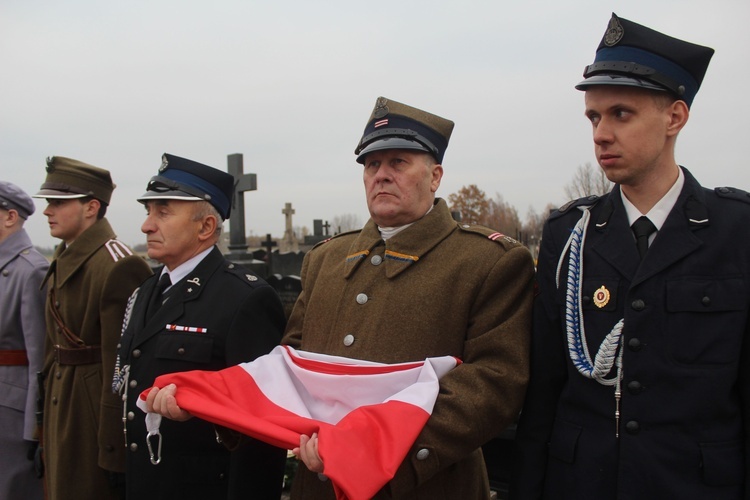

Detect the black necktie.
xmin=146 ymin=273 xmax=171 ymax=320
xmin=631 ymin=216 xmax=657 ymax=260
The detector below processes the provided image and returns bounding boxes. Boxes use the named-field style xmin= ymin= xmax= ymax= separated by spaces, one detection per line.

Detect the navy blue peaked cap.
xmin=576 ymin=13 xmax=714 ymax=107
xmin=138 ymin=153 xmax=235 ymax=220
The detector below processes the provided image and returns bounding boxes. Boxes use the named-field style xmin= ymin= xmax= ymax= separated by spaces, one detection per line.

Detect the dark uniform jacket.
xmin=283 ymin=198 xmax=535 ymax=499
xmin=118 ymin=246 xmax=287 ymax=500
xmin=513 ymin=168 xmax=750 ymax=499
xmin=41 ymin=218 xmax=152 ymax=500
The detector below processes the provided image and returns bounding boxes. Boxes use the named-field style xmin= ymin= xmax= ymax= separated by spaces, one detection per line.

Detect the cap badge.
xmin=593 ymin=285 xmax=611 ymax=308
xmin=159 ymin=155 xmax=169 ymax=173
xmin=373 ymin=97 xmax=389 ymax=119
xmin=45 ymin=156 xmax=55 ymax=172
xmin=603 ymin=15 xmax=624 ymax=47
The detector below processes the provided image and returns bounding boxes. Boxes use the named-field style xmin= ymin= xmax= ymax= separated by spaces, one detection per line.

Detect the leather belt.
xmin=0 ymin=349 xmax=29 ymax=366
xmin=54 ymin=345 xmax=102 ymax=366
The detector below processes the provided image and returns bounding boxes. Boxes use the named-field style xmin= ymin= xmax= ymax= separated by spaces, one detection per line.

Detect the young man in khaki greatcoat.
xmin=34 ymin=157 xmax=152 ymax=500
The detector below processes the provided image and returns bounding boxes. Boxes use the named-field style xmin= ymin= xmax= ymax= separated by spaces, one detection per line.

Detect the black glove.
xmin=25 ymin=440 xmax=38 ymax=461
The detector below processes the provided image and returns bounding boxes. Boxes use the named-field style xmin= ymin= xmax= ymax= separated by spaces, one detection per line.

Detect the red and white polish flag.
xmin=137 ymin=345 xmax=459 ymax=500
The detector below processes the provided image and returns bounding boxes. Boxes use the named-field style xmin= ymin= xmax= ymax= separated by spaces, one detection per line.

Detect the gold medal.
xmin=593 ymin=285 xmax=610 ymax=308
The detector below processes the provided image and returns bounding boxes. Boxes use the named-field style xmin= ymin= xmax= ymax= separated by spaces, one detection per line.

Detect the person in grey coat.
xmin=0 ymin=181 xmax=48 ymax=500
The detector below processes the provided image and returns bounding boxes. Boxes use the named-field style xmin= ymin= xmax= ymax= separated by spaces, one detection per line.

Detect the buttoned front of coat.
xmin=284 ymin=199 xmax=535 ymax=499
xmin=42 ymin=218 xmax=152 ymax=500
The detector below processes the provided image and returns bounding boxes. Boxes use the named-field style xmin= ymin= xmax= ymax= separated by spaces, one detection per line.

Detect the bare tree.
xmin=563 ymin=162 xmax=612 ymax=200
xmin=486 ymin=194 xmax=522 ymax=238
xmin=330 ymin=214 xmax=362 ymax=234
xmin=448 ymin=184 xmax=490 ymax=225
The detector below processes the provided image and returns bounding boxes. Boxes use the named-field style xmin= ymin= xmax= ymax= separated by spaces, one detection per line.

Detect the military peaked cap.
xmin=33 ymin=156 xmax=115 ymax=205
xmin=354 ymin=97 xmax=454 ymax=164
xmin=138 ymin=153 xmax=235 ymax=220
xmin=576 ymin=13 xmax=714 ymax=107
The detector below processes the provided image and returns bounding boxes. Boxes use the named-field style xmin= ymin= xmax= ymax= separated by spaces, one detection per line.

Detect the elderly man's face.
xmin=362 ymin=149 xmax=442 ymax=227
xmin=141 ymin=200 xmax=208 ymax=270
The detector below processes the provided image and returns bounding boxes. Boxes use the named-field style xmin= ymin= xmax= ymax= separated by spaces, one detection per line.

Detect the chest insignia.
xmin=593 ymin=285 xmax=611 ymax=308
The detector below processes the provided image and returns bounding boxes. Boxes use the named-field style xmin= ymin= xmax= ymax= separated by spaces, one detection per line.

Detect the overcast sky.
xmin=2 ymin=0 xmax=748 ymax=249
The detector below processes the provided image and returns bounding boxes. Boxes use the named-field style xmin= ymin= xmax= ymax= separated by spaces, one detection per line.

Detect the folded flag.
xmin=137 ymin=345 xmax=460 ymax=500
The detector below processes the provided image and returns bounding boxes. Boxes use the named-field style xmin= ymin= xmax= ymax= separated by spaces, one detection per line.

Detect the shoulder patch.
xmin=457 ymin=223 xmax=521 ymax=249
xmin=224 ymin=262 xmax=266 ymax=287
xmin=714 ymin=186 xmax=750 ymax=204
xmin=104 ymin=239 xmax=134 ymax=262
xmin=550 ymin=195 xmax=601 ymax=220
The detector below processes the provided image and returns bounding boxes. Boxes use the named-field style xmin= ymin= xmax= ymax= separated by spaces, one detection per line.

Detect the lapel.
xmin=590 ymin=168 xmax=707 ymax=286
xmin=133 ymin=247 xmax=224 ymax=347
xmin=42 ymin=218 xmax=116 ymax=288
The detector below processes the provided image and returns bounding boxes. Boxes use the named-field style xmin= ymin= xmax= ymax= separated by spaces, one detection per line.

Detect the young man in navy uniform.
xmin=115 ymin=154 xmax=286 ymax=499
xmin=512 ymin=13 xmax=750 ymax=499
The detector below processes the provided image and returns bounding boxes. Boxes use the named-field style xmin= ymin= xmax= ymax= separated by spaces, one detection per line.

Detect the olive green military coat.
xmin=41 ymin=219 xmax=151 ymax=500
xmin=284 ymin=199 xmax=534 ymax=499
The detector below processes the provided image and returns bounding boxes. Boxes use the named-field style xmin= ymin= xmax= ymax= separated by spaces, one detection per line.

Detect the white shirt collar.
xmin=159 ymin=246 xmax=214 ymax=291
xmin=621 ymin=167 xmax=684 ymax=232
xmin=378 ymin=204 xmax=434 ymax=241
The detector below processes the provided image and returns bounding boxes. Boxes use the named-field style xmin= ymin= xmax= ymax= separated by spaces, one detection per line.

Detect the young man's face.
xmin=584 ymin=85 xmax=680 ymax=189
xmin=43 ymin=198 xmax=94 ymax=245
xmin=362 ymin=149 xmax=443 ymax=227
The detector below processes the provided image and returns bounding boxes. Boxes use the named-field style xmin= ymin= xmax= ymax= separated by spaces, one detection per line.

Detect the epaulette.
xmin=104 ymin=239 xmax=135 ymax=262
xmin=310 ymin=229 xmax=361 ymax=251
xmin=457 ymin=223 xmax=522 ymax=250
xmin=224 ymin=261 xmax=265 ymax=287
xmin=549 ymin=195 xmax=601 ymax=220
xmin=714 ymin=186 xmax=750 ymax=205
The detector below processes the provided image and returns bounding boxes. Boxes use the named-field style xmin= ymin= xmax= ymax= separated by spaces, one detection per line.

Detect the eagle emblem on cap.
xmin=45 ymin=156 xmax=56 ymax=172
xmin=373 ymin=97 xmax=389 ymax=119
xmin=604 ymin=14 xmax=624 ymax=46
xmin=159 ymin=154 xmax=169 ymax=172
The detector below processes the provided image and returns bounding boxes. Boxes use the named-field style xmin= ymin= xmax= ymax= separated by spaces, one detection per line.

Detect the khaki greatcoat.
xmin=41 ymin=218 xmax=151 ymax=500
xmin=283 ymin=199 xmax=534 ymax=499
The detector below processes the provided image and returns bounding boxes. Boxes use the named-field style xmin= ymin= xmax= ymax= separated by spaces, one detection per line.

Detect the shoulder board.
xmin=457 ymin=223 xmax=521 ymax=249
xmin=714 ymin=186 xmax=750 ymax=204
xmin=223 ymin=261 xmax=266 ymax=287
xmin=310 ymin=229 xmax=361 ymax=251
xmin=549 ymin=195 xmax=601 ymax=220
xmin=104 ymin=239 xmax=135 ymax=262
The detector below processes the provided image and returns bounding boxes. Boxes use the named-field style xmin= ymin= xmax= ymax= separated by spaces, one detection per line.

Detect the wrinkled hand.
xmin=145 ymin=384 xmax=192 ymax=421
xmin=293 ymin=433 xmax=324 ymax=473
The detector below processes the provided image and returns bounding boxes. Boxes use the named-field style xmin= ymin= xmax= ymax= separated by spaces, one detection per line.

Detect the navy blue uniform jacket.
xmin=513 ymin=168 xmax=750 ymax=499
xmin=119 ymin=247 xmax=287 ymax=500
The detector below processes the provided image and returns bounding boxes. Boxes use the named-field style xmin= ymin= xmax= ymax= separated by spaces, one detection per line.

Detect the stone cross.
xmin=227 ymin=153 xmax=257 ymax=255
xmin=281 ymin=202 xmax=299 ymax=253
xmin=322 ymin=220 xmax=331 ymax=236
xmin=262 ymin=233 xmax=277 ymax=270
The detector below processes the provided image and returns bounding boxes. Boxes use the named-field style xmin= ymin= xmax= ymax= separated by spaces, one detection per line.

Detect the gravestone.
xmin=280 ymin=202 xmax=299 ymax=253
xmin=224 ymin=153 xmax=268 ymax=277
xmin=266 ymin=274 xmax=302 ymax=319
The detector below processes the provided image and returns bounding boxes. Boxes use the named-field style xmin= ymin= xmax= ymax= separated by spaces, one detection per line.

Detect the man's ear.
xmin=83 ymin=199 xmax=101 ymax=219
xmin=197 ymin=214 xmax=218 ymax=242
xmin=666 ymin=100 xmax=690 ymax=137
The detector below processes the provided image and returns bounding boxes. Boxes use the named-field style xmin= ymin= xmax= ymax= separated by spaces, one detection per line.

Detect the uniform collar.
xmin=44 ymin=218 xmax=116 ymax=287
xmin=344 ymin=198 xmax=456 ymax=279
xmin=621 ymin=166 xmax=684 ymax=230
xmin=159 ymin=245 xmax=214 ymax=293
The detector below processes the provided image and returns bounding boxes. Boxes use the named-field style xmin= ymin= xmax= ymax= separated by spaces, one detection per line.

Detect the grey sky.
xmin=2 ymin=0 xmax=748 ymax=249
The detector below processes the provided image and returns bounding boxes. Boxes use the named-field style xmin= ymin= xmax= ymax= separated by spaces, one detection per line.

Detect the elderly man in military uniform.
xmin=33 ymin=157 xmax=153 ymax=500
xmin=282 ymin=97 xmax=535 ymax=498
xmin=512 ymin=13 xmax=750 ymax=500
xmin=0 ymin=181 xmax=48 ymax=500
xmin=115 ymin=154 xmax=286 ymax=500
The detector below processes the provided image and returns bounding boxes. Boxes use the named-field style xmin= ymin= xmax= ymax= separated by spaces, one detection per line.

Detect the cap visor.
xmin=575 ymin=74 xmax=667 ymax=92
xmin=356 ymin=138 xmax=430 ymax=164
xmin=137 ymin=189 xmax=204 ymax=203
xmin=32 ymin=189 xmax=88 ymax=199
